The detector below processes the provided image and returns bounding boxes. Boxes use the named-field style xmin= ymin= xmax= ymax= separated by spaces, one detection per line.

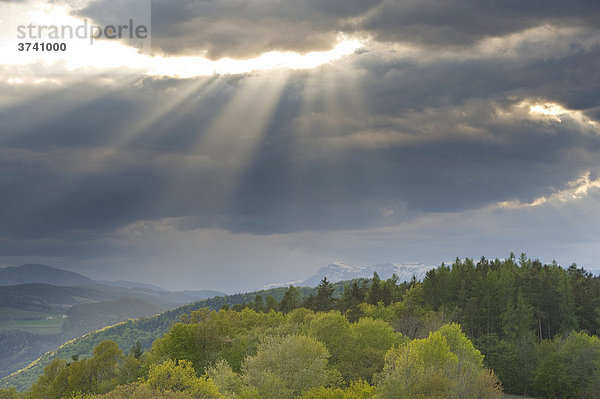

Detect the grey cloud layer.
xmin=2 ymin=21 xmax=600 ymax=248
xmin=76 ymin=0 xmax=600 ymax=58
xmin=78 ymin=0 xmax=380 ymax=58
xmin=361 ymin=0 xmax=600 ymax=48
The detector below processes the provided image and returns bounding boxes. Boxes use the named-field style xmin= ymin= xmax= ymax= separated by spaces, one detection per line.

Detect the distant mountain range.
xmin=263 ymin=262 xmax=436 ymax=289
xmin=302 ymin=262 xmax=436 ymax=287
xmin=0 ymin=264 xmax=223 ymax=300
xmin=0 ymin=264 xmax=94 ymax=287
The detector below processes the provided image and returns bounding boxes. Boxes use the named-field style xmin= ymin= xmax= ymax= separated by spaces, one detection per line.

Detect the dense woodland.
xmin=1 ymin=254 xmax=600 ymax=399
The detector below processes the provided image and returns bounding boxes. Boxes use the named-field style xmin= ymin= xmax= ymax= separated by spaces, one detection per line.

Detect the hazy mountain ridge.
xmin=0 ymin=264 xmax=225 ymax=301
xmin=0 ymin=264 xmax=94 ymax=287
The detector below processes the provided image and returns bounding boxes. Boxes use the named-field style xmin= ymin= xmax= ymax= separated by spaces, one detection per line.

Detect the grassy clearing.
xmin=503 ymin=394 xmax=537 ymax=399
xmin=0 ymin=307 xmax=56 ymax=320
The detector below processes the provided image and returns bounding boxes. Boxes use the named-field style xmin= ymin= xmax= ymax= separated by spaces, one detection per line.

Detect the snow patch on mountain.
xmin=301 ymin=261 xmax=437 ymax=287
xmin=260 ymin=280 xmax=304 ymax=290
xmin=259 ymin=262 xmax=438 ymax=290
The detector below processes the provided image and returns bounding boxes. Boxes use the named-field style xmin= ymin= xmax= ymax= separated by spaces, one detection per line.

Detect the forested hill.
xmin=3 ymin=254 xmax=600 ymax=398
xmin=0 ymin=284 xmax=322 ymax=390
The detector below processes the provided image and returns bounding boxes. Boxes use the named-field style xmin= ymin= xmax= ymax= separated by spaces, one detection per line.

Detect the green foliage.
xmin=91 ymin=383 xmax=195 ymax=398
xmin=339 ymin=281 xmax=367 ymax=322
xmin=279 ymin=286 xmax=301 ymax=313
xmin=475 ymin=333 xmax=536 ymax=396
xmin=298 ymin=380 xmax=376 ymax=399
xmin=24 ymin=340 xmax=129 ymax=399
xmin=251 ymin=296 xmax=264 ymax=313
xmin=243 ymin=335 xmax=341 ymax=399
xmin=377 ymin=324 xmax=502 ymax=399
xmin=422 ymin=255 xmax=600 ymax=343
xmin=308 ymin=312 xmax=352 ymax=365
xmin=0 ymin=387 xmax=19 ymax=399
xmin=501 ymin=292 xmax=535 ymax=343
xmin=152 ymin=308 xmax=286 ymax=374
xmin=265 ymin=296 xmax=278 ymax=312
xmin=307 ymin=311 xmax=403 ymax=383
xmin=146 ymin=359 xmax=223 ymax=398
xmin=437 ymin=323 xmax=484 ymax=367
xmin=130 ymin=341 xmax=143 ymax=360
xmin=533 ymin=332 xmax=600 ymax=398
xmin=206 ymin=359 xmax=243 ymax=396
xmin=312 ymin=278 xmax=336 ymax=312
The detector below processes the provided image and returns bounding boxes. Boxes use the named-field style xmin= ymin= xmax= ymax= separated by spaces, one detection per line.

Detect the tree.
xmin=130 ymin=340 xmax=143 ymax=359
xmin=279 ymin=285 xmax=300 ymax=313
xmin=146 ymin=359 xmax=223 ymax=398
xmin=534 ymin=332 xmax=600 ymax=398
xmin=366 ymin=273 xmax=382 ymax=305
xmin=152 ymin=322 xmax=219 ymax=373
xmin=377 ymin=324 xmax=501 ymax=399
xmin=309 ymin=312 xmax=353 ymax=365
xmin=340 ymin=281 xmax=366 ymax=321
xmin=118 ymin=354 xmax=141 ymax=385
xmin=265 ymin=295 xmax=278 ymax=312
xmin=243 ymin=335 xmax=341 ymax=399
xmin=0 ymin=388 xmax=19 ymax=399
xmin=314 ymin=277 xmax=336 ymax=312
xmin=298 ymin=380 xmax=376 ymax=399
xmin=252 ymin=295 xmax=264 ymax=312
xmin=343 ymin=318 xmax=403 ymax=382
xmin=501 ymin=292 xmax=535 ymax=343
xmin=90 ymin=340 xmax=124 ymax=384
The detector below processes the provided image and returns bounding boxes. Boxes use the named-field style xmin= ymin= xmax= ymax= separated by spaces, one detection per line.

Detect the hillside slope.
xmin=0 ymin=284 xmax=320 ymax=391
xmin=0 ymin=281 xmax=224 ymax=380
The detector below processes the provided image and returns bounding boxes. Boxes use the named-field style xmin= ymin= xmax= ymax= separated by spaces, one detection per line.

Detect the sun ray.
xmin=172 ymin=71 xmax=291 ymax=208
xmin=110 ymin=76 xmax=218 ymax=146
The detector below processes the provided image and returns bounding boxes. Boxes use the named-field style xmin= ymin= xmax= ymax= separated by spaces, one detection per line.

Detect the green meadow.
xmin=0 ymin=308 xmax=64 ymax=335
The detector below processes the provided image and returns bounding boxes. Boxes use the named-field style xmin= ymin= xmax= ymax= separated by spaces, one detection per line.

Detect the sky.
xmin=1 ymin=0 xmax=599 ymax=293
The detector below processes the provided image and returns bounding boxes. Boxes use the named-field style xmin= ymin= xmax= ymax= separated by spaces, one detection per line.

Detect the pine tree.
xmin=130 ymin=341 xmax=143 ymax=359
xmin=279 ymin=285 xmax=300 ymax=313
xmin=366 ymin=272 xmax=382 ymax=305
xmin=252 ymin=295 xmax=264 ymax=312
xmin=314 ymin=277 xmax=336 ymax=312
xmin=265 ymin=295 xmax=278 ymax=312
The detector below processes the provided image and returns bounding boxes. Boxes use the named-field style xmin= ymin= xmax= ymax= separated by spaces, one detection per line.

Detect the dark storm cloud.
xmin=76 ymin=0 xmax=381 ymax=59
xmin=361 ymin=0 xmax=600 ymax=48
xmin=72 ymin=0 xmax=600 ymax=59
